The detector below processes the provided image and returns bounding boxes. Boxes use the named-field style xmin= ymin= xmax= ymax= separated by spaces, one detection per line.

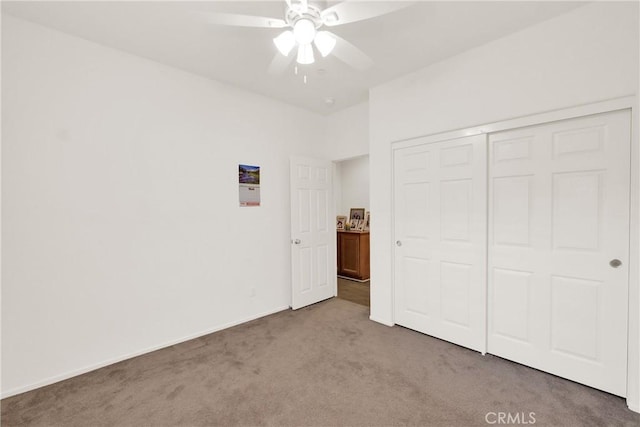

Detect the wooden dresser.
xmin=337 ymin=231 xmax=370 ymax=281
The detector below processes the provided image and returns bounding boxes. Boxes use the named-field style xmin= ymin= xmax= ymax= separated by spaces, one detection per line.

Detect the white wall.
xmin=369 ymin=1 xmax=639 ymax=410
xmin=1 ymin=15 xmax=329 ymax=397
xmin=335 ymin=156 xmax=369 ymax=217
xmin=325 ymin=101 xmax=369 ymax=161
xmin=326 ymin=101 xmax=369 ymax=229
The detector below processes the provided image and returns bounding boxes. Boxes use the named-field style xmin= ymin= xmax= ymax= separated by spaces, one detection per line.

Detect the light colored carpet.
xmin=2 ymin=298 xmax=638 ymax=426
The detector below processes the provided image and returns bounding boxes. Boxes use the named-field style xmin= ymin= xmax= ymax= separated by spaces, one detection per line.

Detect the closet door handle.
xmin=396 ymin=240 xmax=402 ymax=247
xmin=610 ymin=259 xmax=622 ymax=268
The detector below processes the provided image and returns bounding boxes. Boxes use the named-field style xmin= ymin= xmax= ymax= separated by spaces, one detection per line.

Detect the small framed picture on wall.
xmin=349 ymin=208 xmax=365 ymax=222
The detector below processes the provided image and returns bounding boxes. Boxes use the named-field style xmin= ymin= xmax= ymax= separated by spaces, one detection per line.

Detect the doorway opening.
xmin=334 ymin=155 xmax=370 ymax=307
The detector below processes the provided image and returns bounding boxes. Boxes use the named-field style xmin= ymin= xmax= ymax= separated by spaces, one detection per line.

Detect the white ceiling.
xmin=2 ymin=1 xmax=586 ymax=115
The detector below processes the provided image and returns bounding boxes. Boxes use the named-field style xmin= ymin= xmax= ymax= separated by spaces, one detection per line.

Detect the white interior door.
xmin=487 ymin=110 xmax=631 ymax=396
xmin=290 ymin=156 xmax=336 ymax=310
xmin=393 ymin=135 xmax=487 ymax=352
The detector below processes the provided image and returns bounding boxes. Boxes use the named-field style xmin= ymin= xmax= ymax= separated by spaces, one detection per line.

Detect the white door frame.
xmin=390 ymin=95 xmax=638 ymax=411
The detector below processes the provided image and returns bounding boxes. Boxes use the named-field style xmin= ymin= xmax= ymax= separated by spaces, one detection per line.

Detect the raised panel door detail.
xmin=297 ymin=165 xmax=310 ymax=180
xmin=297 ymin=189 xmax=311 ymax=233
xmin=317 ymin=244 xmax=328 ymax=288
xmin=551 ymin=276 xmax=600 ymax=361
xmin=492 ymin=176 xmax=531 ymax=247
xmin=492 ymin=268 xmax=531 ymax=343
xmin=440 ymin=144 xmax=473 ymax=167
xmin=299 ymin=247 xmax=312 ymax=293
xmin=552 ymin=172 xmax=601 ymax=251
xmin=403 ymin=258 xmax=431 ymax=316
xmin=403 ymin=151 xmax=430 ymax=171
xmin=404 ymin=182 xmax=430 ymax=239
xmin=552 ymin=126 xmax=605 ymax=158
xmin=340 ymin=234 xmax=359 ymax=274
xmin=441 ymin=261 xmax=471 ymax=327
xmin=316 ymin=189 xmax=329 ymax=232
xmin=492 ymin=137 xmax=532 ymax=163
xmin=316 ymin=167 xmax=328 ymax=182
xmin=337 ymin=232 xmax=370 ymax=280
xmin=441 ymin=179 xmax=471 ymax=242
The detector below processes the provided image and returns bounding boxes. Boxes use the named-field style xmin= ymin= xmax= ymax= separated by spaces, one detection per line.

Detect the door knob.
xmin=396 ymin=240 xmax=402 ymax=247
xmin=610 ymin=259 xmax=622 ymax=268
xmin=293 ymin=239 xmax=301 ymax=245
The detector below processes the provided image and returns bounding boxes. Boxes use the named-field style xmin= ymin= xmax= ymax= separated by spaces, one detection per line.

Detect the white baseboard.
xmin=1 ymin=305 xmax=289 ymax=399
xmin=628 ymin=400 xmax=639 ymax=413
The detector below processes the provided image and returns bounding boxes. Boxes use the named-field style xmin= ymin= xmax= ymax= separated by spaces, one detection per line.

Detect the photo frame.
xmin=364 ymin=211 xmax=370 ymax=231
xmin=336 ymin=215 xmax=347 ymax=230
xmin=349 ymin=208 xmax=365 ymax=222
xmin=355 ymin=219 xmax=365 ymax=232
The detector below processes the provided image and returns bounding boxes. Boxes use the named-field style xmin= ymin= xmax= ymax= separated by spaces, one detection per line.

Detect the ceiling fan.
xmin=198 ymin=0 xmax=411 ymax=73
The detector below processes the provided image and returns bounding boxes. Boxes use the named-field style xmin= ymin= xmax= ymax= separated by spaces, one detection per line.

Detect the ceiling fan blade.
xmin=328 ymin=32 xmax=373 ymax=70
xmin=321 ymin=1 xmax=413 ymax=27
xmin=195 ymin=11 xmax=287 ymax=28
xmin=268 ymin=52 xmax=295 ymax=75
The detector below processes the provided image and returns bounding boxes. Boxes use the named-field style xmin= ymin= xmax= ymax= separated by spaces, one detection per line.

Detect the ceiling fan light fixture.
xmin=322 ymin=11 xmax=339 ymax=24
xmin=296 ymin=43 xmax=315 ymax=65
xmin=273 ymin=30 xmax=296 ymax=56
xmin=267 ymin=19 xmax=284 ymax=28
xmin=314 ymin=31 xmax=336 ymax=57
xmin=293 ymin=18 xmax=316 ymax=45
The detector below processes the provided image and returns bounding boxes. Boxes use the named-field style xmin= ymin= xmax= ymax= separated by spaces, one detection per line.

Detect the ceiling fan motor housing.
xmin=285 ymin=4 xmax=323 ymax=30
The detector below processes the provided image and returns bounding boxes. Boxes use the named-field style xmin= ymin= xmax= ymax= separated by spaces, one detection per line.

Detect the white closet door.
xmin=488 ymin=110 xmax=631 ymax=396
xmin=394 ymin=135 xmax=487 ymax=352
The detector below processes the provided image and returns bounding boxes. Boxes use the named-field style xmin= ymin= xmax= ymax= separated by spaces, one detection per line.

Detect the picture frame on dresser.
xmin=349 ymin=208 xmax=365 ymax=222
xmin=336 ymin=215 xmax=347 ymax=230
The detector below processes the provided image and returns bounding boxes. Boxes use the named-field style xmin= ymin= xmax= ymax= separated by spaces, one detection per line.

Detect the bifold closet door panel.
xmin=487 ymin=110 xmax=631 ymax=397
xmin=393 ymin=134 xmax=487 ymax=353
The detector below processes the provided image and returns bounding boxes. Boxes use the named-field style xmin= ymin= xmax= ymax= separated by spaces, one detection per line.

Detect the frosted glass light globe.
xmin=293 ymin=19 xmax=316 ymax=45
